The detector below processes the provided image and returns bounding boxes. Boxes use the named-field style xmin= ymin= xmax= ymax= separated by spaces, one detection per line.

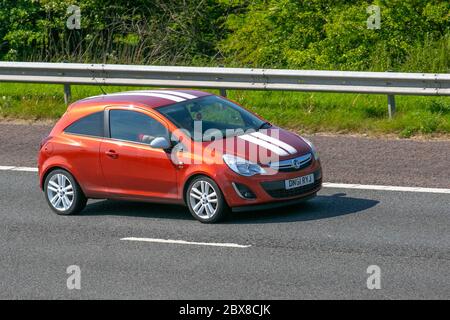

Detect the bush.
xmin=1 ymin=0 xmax=448 ymax=72
xmin=0 ymin=0 xmax=234 ymax=64
xmin=219 ymin=0 xmax=449 ymax=72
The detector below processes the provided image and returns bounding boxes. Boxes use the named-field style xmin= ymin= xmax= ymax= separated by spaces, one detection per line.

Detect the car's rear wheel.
xmin=44 ymin=169 xmax=87 ymax=215
xmin=186 ymin=176 xmax=228 ymax=223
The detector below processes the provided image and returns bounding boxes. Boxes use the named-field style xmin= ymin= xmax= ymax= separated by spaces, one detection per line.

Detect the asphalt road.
xmin=0 ymin=122 xmax=449 ymax=299
xmin=1 ymin=170 xmax=449 ymax=299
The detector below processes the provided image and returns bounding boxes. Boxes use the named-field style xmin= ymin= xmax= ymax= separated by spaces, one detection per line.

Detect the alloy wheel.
xmin=46 ymin=173 xmax=74 ymax=211
xmin=189 ymin=180 xmax=219 ymax=219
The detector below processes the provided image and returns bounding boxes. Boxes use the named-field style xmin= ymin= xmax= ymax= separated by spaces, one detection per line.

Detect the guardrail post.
xmin=387 ymin=94 xmax=396 ymax=119
xmin=64 ymin=84 xmax=71 ymax=105
xmin=219 ymin=87 xmax=227 ymax=98
xmin=218 ymin=65 xmax=227 ymax=97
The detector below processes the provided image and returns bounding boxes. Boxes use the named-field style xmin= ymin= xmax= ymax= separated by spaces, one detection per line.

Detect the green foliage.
xmin=0 ymin=0 xmax=449 ymax=138
xmin=0 ymin=0 xmax=448 ymax=71
xmin=219 ymin=0 xmax=450 ymax=71
xmin=0 ymin=0 xmax=236 ymax=64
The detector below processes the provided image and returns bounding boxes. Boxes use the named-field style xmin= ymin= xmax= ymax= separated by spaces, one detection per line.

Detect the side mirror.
xmin=150 ymin=136 xmax=171 ymax=149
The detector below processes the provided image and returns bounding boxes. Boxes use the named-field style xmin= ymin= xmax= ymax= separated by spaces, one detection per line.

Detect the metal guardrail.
xmin=0 ymin=62 xmax=449 ymax=117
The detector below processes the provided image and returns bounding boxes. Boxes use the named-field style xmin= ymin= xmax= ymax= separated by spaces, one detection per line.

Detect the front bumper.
xmin=217 ymin=159 xmax=322 ymax=209
xmin=231 ymin=188 xmax=319 ymax=212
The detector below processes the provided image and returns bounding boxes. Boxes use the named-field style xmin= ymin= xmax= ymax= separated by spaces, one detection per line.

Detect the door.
xmin=100 ymin=108 xmax=178 ymax=200
xmin=62 ymin=110 xmax=106 ymax=196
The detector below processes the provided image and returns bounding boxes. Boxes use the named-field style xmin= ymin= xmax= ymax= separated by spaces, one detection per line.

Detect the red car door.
xmin=61 ymin=110 xmax=107 ymax=197
xmin=99 ymin=107 xmax=178 ymax=201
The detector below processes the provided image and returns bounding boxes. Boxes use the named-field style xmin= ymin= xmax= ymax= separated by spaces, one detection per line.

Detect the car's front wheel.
xmin=186 ymin=176 xmax=228 ymax=223
xmin=44 ymin=169 xmax=87 ymax=215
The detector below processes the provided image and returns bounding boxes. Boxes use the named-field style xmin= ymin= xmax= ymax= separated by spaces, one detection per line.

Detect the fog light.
xmin=315 ymin=169 xmax=322 ymax=180
xmin=232 ymin=183 xmax=256 ymax=199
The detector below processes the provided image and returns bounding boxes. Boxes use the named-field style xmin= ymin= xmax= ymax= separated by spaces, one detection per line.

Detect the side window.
xmin=64 ymin=111 xmax=104 ymax=137
xmin=109 ymin=109 xmax=168 ymax=144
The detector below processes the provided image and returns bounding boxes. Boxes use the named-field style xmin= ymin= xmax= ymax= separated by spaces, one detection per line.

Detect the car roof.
xmin=68 ymin=89 xmax=213 ymax=111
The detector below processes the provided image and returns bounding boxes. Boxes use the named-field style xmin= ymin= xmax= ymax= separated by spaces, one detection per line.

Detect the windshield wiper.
xmin=258 ymin=122 xmax=272 ymax=130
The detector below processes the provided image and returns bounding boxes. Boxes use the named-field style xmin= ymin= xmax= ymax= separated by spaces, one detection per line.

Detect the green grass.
xmin=229 ymin=91 xmax=450 ymax=138
xmin=0 ymin=83 xmax=449 ymax=138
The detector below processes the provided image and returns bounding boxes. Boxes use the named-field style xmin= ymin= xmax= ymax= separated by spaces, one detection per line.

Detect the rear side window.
xmin=64 ymin=111 xmax=104 ymax=137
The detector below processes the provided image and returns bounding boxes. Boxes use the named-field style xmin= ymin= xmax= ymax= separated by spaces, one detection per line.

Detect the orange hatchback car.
xmin=38 ymin=90 xmax=322 ymax=223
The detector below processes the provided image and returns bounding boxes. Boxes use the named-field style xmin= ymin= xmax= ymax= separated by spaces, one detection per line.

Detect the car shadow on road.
xmin=80 ymin=200 xmax=191 ymax=220
xmin=228 ymin=193 xmax=379 ymax=224
xmin=79 ymin=193 xmax=379 ymax=224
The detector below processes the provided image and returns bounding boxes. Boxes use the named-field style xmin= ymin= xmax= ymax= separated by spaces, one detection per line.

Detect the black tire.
xmin=186 ymin=176 xmax=229 ymax=223
xmin=44 ymin=169 xmax=87 ymax=215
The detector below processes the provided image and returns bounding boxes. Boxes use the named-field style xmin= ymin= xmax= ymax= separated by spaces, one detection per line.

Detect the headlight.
xmin=222 ymin=154 xmax=266 ymax=176
xmin=302 ymin=138 xmax=319 ymax=160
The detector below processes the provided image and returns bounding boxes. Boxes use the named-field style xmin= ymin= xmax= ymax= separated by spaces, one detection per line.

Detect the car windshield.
xmin=156 ymin=95 xmax=269 ymax=141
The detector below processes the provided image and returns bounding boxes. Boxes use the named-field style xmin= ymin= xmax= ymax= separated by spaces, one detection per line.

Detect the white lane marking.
xmin=12 ymin=167 xmax=38 ymax=172
xmin=250 ymin=131 xmax=297 ymax=155
xmin=0 ymin=166 xmax=15 ymax=170
xmin=323 ymin=183 xmax=450 ymax=194
xmin=238 ymin=134 xmax=289 ymax=156
xmin=0 ymin=166 xmax=38 ymax=172
xmin=107 ymin=92 xmax=186 ymax=102
xmin=1 ymin=166 xmax=449 ymax=194
xmin=133 ymin=90 xmax=197 ymax=100
xmin=120 ymin=237 xmax=251 ymax=248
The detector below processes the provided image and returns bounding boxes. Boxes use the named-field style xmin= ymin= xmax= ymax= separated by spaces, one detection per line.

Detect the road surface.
xmin=0 ymin=122 xmax=448 ymax=299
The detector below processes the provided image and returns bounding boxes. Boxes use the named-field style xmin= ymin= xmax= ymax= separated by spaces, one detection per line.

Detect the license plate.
xmin=285 ymin=174 xmax=314 ymax=190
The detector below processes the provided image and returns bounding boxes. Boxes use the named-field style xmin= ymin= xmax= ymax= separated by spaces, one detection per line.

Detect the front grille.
xmin=269 ymin=153 xmax=312 ymax=172
xmin=261 ymin=170 xmax=322 ymax=199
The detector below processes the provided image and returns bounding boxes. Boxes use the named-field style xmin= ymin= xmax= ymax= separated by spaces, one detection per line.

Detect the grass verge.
xmin=0 ymin=83 xmax=449 ymax=138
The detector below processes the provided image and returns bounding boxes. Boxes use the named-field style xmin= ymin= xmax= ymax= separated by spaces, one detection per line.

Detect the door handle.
xmin=105 ymin=150 xmax=118 ymax=159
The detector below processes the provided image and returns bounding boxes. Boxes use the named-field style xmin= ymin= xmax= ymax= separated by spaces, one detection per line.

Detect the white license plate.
xmin=285 ymin=174 xmax=314 ymax=190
